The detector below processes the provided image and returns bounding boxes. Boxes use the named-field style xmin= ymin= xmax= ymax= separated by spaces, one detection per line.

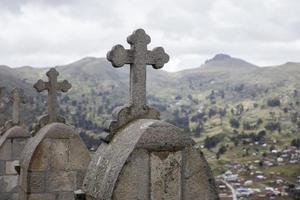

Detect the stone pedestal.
xmin=83 ymin=119 xmax=219 ymax=200
xmin=19 ymin=123 xmax=91 ymax=200
xmin=0 ymin=126 xmax=30 ymax=200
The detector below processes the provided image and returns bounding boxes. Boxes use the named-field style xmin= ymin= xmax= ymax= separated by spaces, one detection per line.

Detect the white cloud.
xmin=0 ymin=0 xmax=299 ymax=71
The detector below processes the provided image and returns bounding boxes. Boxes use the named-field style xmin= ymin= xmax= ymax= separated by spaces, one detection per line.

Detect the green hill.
xmin=0 ymin=54 xmax=299 ymax=153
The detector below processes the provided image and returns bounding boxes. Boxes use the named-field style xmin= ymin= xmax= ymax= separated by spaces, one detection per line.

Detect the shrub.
xmin=265 ymin=122 xmax=281 ymax=131
xmin=267 ymin=98 xmax=281 ymax=107
xmin=230 ymin=118 xmax=240 ymax=128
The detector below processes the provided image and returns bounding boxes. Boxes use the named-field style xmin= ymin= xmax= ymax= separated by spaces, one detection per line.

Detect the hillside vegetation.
xmin=0 ymin=54 xmax=299 ymax=155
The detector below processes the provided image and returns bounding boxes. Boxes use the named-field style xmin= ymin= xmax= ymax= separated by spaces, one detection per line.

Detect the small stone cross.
xmin=104 ymin=29 xmax=169 ymax=141
xmin=10 ymin=88 xmax=26 ymax=125
xmin=34 ymin=68 xmax=72 ymax=123
xmin=0 ymin=87 xmax=4 ymax=111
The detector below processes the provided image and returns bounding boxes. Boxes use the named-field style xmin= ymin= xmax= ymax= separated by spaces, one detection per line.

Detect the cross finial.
xmin=34 ymin=68 xmax=72 ymax=124
xmin=104 ymin=28 xmax=169 ymax=142
xmin=0 ymin=87 xmax=5 ymax=111
xmin=10 ymin=88 xmax=26 ymax=125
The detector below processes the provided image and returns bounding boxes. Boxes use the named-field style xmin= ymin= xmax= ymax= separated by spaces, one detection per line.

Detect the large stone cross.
xmin=10 ymin=88 xmax=26 ymax=125
xmin=104 ymin=29 xmax=169 ymax=141
xmin=34 ymin=68 xmax=72 ymax=123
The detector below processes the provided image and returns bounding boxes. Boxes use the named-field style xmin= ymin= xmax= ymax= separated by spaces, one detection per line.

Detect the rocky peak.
xmin=205 ymin=54 xmax=231 ymax=64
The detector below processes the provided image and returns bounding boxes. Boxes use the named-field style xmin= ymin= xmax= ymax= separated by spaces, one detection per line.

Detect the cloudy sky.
xmin=0 ymin=0 xmax=299 ymax=71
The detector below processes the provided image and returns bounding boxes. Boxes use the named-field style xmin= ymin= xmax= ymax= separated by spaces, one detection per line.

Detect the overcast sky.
xmin=0 ymin=0 xmax=299 ymax=71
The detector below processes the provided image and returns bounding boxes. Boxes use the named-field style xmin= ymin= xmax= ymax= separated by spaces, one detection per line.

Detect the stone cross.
xmin=104 ymin=29 xmax=169 ymax=141
xmin=10 ymin=88 xmax=26 ymax=125
xmin=107 ymin=29 xmax=169 ymax=111
xmin=34 ymin=68 xmax=72 ymax=123
xmin=0 ymin=87 xmax=4 ymax=111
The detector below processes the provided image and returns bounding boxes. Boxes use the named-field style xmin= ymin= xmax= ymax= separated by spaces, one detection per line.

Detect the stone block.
xmin=2 ymin=193 xmax=19 ymax=200
xmin=0 ymin=175 xmax=18 ymax=192
xmin=150 ymin=151 xmax=182 ymax=200
xmin=57 ymin=192 xmax=75 ymax=200
xmin=182 ymin=147 xmax=219 ymax=200
xmin=46 ymin=171 xmax=76 ymax=192
xmin=0 ymin=193 xmax=15 ymax=200
xmin=5 ymin=160 xmax=19 ymax=175
xmin=113 ymin=149 xmax=149 ymax=200
xmin=11 ymin=193 xmax=19 ymax=200
xmin=30 ymin=139 xmax=51 ymax=171
xmin=12 ymin=138 xmax=27 ymax=159
xmin=0 ymin=160 xmax=5 ymax=175
xmin=0 ymin=141 xmax=12 ymax=160
xmin=27 ymin=193 xmax=55 ymax=200
xmin=28 ymin=172 xmax=45 ymax=193
xmin=76 ymin=170 xmax=86 ymax=189
xmin=69 ymin=138 xmax=90 ymax=170
xmin=50 ymin=139 xmax=69 ymax=170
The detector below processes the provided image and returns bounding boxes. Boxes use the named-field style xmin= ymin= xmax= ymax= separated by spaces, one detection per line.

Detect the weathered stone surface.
xmin=0 ymin=126 xmax=30 ymax=160
xmin=76 ymin=170 xmax=86 ymax=189
xmin=0 ymin=160 xmax=5 ymax=175
xmin=1 ymin=88 xmax=27 ymax=133
xmin=112 ymin=149 xmax=150 ymax=200
xmin=30 ymin=139 xmax=51 ymax=172
xmin=83 ymin=28 xmax=218 ymax=200
xmin=6 ymin=126 xmax=30 ymax=139
xmin=0 ymin=141 xmax=12 ymax=160
xmin=33 ymin=68 xmax=72 ymax=125
xmin=12 ymin=138 xmax=28 ymax=159
xmin=83 ymin=118 xmax=219 ymax=200
xmin=50 ymin=139 xmax=69 ymax=170
xmin=0 ymin=192 xmax=18 ymax=200
xmin=0 ymin=87 xmax=4 ymax=111
xmin=19 ymin=123 xmax=90 ymax=200
xmin=150 ymin=151 xmax=182 ymax=200
xmin=28 ymin=172 xmax=45 ymax=193
xmin=69 ymin=138 xmax=91 ymax=170
xmin=10 ymin=88 xmax=26 ymax=125
xmin=0 ymin=126 xmax=30 ymax=198
xmin=182 ymin=146 xmax=219 ymax=200
xmin=5 ymin=160 xmax=18 ymax=175
xmin=83 ymin=119 xmax=190 ymax=200
xmin=105 ymin=29 xmax=169 ymax=141
xmin=0 ymin=175 xmax=18 ymax=192
xmin=27 ymin=193 xmax=55 ymax=200
xmin=46 ymin=171 xmax=76 ymax=192
xmin=57 ymin=192 xmax=75 ymax=200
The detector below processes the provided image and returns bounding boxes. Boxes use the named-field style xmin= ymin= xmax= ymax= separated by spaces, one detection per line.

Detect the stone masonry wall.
xmin=0 ymin=135 xmax=28 ymax=200
xmin=19 ymin=123 xmax=91 ymax=200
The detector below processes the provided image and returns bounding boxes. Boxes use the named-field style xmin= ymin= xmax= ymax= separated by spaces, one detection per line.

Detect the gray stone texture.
xmin=105 ymin=29 xmax=169 ymax=142
xmin=83 ymin=119 xmax=219 ymax=200
xmin=10 ymin=88 xmax=26 ymax=125
xmin=0 ymin=126 xmax=30 ymax=199
xmin=182 ymin=147 xmax=219 ymax=200
xmin=33 ymin=68 xmax=72 ymax=132
xmin=112 ymin=149 xmax=150 ymax=200
xmin=0 ymin=87 xmax=4 ymax=111
xmin=19 ymin=123 xmax=91 ymax=200
xmin=150 ymin=151 xmax=182 ymax=200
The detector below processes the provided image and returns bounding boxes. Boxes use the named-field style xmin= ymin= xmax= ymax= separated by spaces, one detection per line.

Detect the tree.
xmin=291 ymin=139 xmax=300 ymax=149
xmin=204 ymin=135 xmax=223 ymax=149
xmin=267 ymin=98 xmax=281 ymax=107
xmin=218 ymin=145 xmax=227 ymax=155
xmin=265 ymin=122 xmax=281 ymax=132
xmin=230 ymin=118 xmax=240 ymax=128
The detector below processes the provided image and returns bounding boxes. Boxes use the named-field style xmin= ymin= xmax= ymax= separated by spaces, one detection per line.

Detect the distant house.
xmin=223 ymin=171 xmax=239 ymax=182
xmin=244 ymin=180 xmax=253 ymax=186
xmin=256 ymin=175 xmax=265 ymax=180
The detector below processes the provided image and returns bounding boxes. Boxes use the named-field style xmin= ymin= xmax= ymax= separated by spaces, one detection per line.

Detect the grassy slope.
xmin=0 ymin=57 xmax=300 ymax=176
